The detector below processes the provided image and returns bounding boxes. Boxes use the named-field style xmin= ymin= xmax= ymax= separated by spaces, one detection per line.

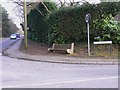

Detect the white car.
xmin=10 ymin=34 xmax=17 ymax=40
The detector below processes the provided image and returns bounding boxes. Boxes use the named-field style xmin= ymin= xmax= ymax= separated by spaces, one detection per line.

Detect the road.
xmin=1 ymin=56 xmax=118 ymax=88
xmin=0 ymin=38 xmax=118 ymax=88
xmin=0 ymin=38 xmax=18 ymax=53
xmin=0 ymin=38 xmax=18 ymax=89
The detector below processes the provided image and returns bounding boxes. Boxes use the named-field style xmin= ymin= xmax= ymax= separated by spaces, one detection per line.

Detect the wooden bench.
xmin=93 ymin=41 xmax=112 ymax=54
xmin=48 ymin=43 xmax=74 ymax=54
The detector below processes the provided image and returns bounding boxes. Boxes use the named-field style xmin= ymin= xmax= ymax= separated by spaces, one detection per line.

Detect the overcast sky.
xmin=1 ymin=0 xmax=22 ymax=28
xmin=1 ymin=0 xmax=101 ymax=28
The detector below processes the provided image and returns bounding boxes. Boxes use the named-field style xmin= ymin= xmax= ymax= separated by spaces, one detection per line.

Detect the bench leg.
xmin=48 ymin=50 xmax=53 ymax=53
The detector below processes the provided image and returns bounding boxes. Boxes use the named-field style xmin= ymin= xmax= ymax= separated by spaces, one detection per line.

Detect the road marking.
xmin=0 ymin=53 xmax=2 ymax=56
xmin=3 ymin=76 xmax=118 ymax=88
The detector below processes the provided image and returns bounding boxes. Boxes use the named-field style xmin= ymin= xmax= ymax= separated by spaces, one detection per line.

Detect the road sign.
xmin=85 ymin=13 xmax=91 ymax=23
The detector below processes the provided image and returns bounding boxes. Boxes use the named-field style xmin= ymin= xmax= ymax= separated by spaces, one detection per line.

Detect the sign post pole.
xmin=85 ymin=13 xmax=91 ymax=56
xmin=87 ymin=22 xmax=90 ymax=56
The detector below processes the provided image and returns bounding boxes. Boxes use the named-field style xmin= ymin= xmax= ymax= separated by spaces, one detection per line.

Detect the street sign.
xmin=85 ymin=13 xmax=91 ymax=23
xmin=85 ymin=13 xmax=91 ymax=56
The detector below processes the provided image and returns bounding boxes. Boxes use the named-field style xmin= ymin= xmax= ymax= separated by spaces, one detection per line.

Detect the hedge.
xmin=27 ymin=2 xmax=120 ymax=45
xmin=47 ymin=2 xmax=120 ymax=45
xmin=27 ymin=2 xmax=57 ymax=43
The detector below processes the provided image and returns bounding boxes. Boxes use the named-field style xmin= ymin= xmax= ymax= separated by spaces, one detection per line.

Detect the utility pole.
xmin=85 ymin=13 xmax=91 ymax=56
xmin=24 ymin=0 xmax=28 ymax=49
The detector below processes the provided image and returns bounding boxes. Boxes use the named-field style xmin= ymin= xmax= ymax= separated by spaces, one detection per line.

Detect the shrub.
xmin=47 ymin=2 xmax=120 ymax=45
xmin=27 ymin=2 xmax=57 ymax=43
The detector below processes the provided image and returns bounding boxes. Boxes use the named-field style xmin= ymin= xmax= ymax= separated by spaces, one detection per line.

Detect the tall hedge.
xmin=27 ymin=2 xmax=57 ymax=43
xmin=47 ymin=2 xmax=120 ymax=45
xmin=27 ymin=2 xmax=120 ymax=45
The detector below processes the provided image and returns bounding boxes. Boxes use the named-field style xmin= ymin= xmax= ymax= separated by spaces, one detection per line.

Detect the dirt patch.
xmin=20 ymin=39 xmax=71 ymax=57
xmin=20 ymin=39 xmax=49 ymax=55
xmin=19 ymin=39 xmax=118 ymax=59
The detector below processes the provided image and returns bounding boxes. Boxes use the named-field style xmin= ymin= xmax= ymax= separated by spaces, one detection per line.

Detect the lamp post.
xmin=85 ymin=13 xmax=91 ymax=56
xmin=24 ymin=0 xmax=28 ymax=49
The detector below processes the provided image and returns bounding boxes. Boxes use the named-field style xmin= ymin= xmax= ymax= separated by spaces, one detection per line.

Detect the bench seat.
xmin=48 ymin=43 xmax=74 ymax=54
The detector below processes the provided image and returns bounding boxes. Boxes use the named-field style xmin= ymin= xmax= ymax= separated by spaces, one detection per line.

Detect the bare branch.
xmin=41 ymin=2 xmax=50 ymax=13
xmin=30 ymin=3 xmax=45 ymax=17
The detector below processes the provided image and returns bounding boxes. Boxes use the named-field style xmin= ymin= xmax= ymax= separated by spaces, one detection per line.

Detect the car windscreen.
xmin=11 ymin=34 xmax=16 ymax=36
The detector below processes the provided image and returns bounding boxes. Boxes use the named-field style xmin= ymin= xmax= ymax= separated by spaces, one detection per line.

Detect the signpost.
xmin=85 ymin=13 xmax=91 ymax=56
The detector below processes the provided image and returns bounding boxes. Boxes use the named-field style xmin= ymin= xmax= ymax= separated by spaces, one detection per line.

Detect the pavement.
xmin=3 ymin=38 xmax=119 ymax=65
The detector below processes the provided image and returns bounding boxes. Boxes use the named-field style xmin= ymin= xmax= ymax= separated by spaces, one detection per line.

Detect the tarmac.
xmin=3 ymin=39 xmax=119 ymax=65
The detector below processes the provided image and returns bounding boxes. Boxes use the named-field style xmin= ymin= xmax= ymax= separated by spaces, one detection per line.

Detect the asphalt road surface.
xmin=0 ymin=37 xmax=118 ymax=88
xmin=0 ymin=38 xmax=18 ymax=53
xmin=1 ymin=56 xmax=118 ymax=88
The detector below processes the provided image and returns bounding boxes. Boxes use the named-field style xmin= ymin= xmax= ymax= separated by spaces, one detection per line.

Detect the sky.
xmin=1 ymin=0 xmax=22 ymax=28
xmin=1 ymin=0 xmax=101 ymax=28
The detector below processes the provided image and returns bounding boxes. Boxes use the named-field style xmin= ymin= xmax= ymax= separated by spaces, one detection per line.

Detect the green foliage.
xmin=27 ymin=2 xmax=57 ymax=43
xmin=47 ymin=3 xmax=92 ymax=44
xmin=28 ymin=2 xmax=120 ymax=45
xmin=47 ymin=2 xmax=120 ymax=45
xmin=97 ymin=2 xmax=120 ymax=17
xmin=94 ymin=14 xmax=120 ymax=44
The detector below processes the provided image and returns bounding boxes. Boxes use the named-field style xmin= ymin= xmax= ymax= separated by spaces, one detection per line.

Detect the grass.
xmin=73 ymin=43 xmax=118 ymax=59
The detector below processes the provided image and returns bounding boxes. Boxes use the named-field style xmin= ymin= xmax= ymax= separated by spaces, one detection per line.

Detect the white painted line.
xmin=3 ymin=76 xmax=118 ymax=88
xmin=0 ymin=53 xmax=2 ymax=56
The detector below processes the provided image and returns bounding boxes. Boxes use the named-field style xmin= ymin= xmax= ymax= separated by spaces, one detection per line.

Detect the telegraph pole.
xmin=24 ymin=0 xmax=28 ymax=49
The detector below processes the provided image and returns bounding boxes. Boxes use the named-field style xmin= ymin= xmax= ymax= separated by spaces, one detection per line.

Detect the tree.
xmin=2 ymin=6 xmax=10 ymax=37
xmin=1 ymin=5 xmax=18 ymax=37
xmin=8 ymin=0 xmax=51 ymax=22
xmin=56 ymin=0 xmax=86 ymax=8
